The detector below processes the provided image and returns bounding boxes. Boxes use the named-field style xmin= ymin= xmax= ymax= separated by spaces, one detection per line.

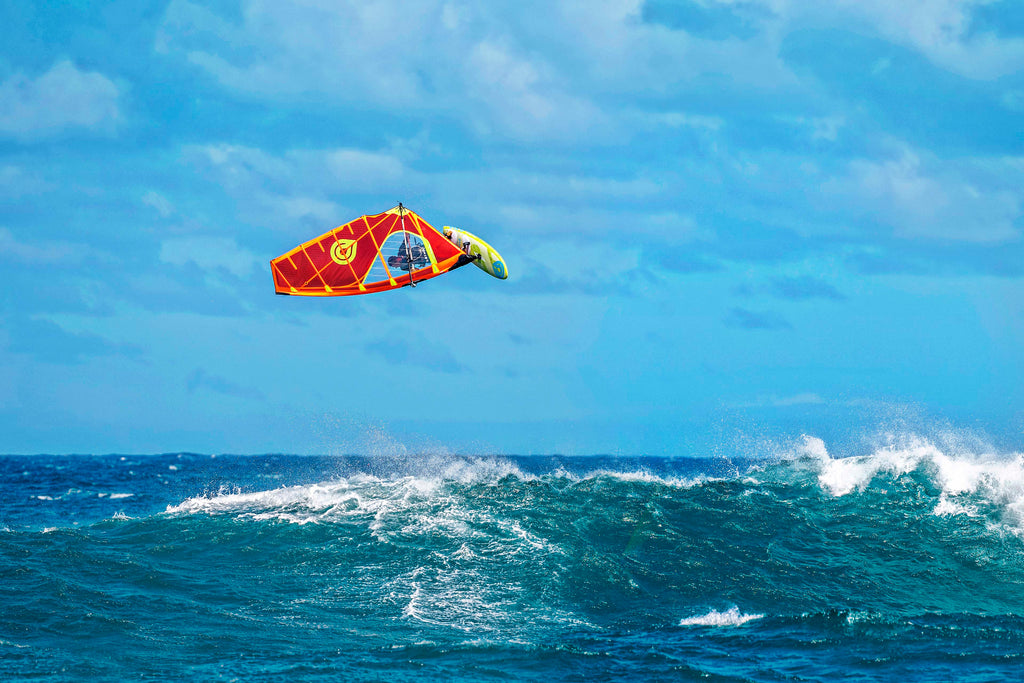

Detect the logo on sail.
xmin=330 ymin=239 xmax=357 ymax=265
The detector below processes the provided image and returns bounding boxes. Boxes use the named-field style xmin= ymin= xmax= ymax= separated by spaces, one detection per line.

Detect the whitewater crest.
xmin=679 ymin=607 xmax=764 ymax=627
xmin=164 ymin=459 xmax=563 ymax=561
xmin=574 ymin=468 xmax=713 ymax=489
xmin=166 ymin=475 xmax=434 ymax=525
xmin=165 ymin=457 xmax=522 ymax=518
xmin=786 ymin=433 xmax=1024 ymax=529
xmin=163 ymin=454 xmax=717 ymax=526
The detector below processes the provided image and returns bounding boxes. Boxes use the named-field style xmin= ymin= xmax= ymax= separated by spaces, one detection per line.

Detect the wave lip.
xmin=679 ymin=607 xmax=764 ymax=627
xmin=164 ymin=478 xmax=386 ymax=524
xmin=788 ymin=434 xmax=1024 ymax=521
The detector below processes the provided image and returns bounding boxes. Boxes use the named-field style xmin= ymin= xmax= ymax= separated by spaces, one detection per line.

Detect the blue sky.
xmin=2 ymin=0 xmax=1023 ymax=455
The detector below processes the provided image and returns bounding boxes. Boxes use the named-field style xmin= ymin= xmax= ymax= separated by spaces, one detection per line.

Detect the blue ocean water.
xmin=4 ymin=436 xmax=1024 ymax=681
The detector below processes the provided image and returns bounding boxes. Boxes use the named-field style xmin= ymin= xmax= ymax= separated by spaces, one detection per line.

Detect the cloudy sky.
xmin=2 ymin=0 xmax=1023 ymax=455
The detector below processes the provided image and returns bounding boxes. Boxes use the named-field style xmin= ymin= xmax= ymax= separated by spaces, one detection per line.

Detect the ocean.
xmin=3 ymin=434 xmax=1024 ymax=681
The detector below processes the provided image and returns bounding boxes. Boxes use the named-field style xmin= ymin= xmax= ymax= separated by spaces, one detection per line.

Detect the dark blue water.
xmin=4 ymin=437 xmax=1024 ymax=681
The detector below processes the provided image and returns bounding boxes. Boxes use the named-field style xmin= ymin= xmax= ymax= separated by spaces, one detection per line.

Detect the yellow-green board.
xmin=443 ymin=227 xmax=509 ymax=280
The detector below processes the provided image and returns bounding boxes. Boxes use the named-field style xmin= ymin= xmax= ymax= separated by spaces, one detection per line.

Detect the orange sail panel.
xmin=271 ymin=207 xmax=466 ymax=296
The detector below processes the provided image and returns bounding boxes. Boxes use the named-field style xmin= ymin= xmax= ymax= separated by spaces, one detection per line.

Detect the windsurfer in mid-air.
xmin=388 ymin=240 xmax=428 ymax=271
xmin=270 ymin=205 xmax=506 ymax=296
xmin=443 ymin=228 xmax=479 ymax=260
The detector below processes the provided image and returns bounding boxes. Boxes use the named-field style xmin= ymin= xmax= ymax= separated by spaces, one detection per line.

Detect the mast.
xmin=399 ymin=202 xmax=415 ymax=287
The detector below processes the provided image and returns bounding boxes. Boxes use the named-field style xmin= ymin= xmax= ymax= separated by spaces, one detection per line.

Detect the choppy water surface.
xmin=4 ymin=436 xmax=1024 ymax=681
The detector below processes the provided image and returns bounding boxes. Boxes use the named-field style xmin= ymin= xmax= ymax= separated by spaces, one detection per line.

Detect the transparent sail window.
xmin=363 ymin=231 xmax=431 ymax=285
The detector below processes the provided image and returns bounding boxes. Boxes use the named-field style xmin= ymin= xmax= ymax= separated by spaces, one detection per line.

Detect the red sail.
xmin=271 ymin=206 xmax=467 ymax=296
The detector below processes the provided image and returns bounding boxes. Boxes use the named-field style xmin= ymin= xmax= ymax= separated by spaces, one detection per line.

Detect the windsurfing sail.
xmin=270 ymin=205 xmax=473 ymax=296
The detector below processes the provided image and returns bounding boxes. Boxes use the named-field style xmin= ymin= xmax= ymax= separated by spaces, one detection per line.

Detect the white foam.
xmin=809 ymin=434 xmax=940 ymax=496
xmin=0 ymin=639 xmax=29 ymax=649
xmin=109 ymin=493 xmax=134 ymax=499
xmin=785 ymin=432 xmax=1024 ymax=532
xmin=163 ymin=456 xmax=532 ymax=523
xmin=932 ymin=494 xmax=978 ymax=518
xmin=429 ymin=456 xmax=529 ymax=485
xmin=392 ymin=568 xmax=506 ymax=633
xmin=580 ymin=469 xmax=712 ymax=489
xmin=164 ymin=464 xmax=543 ymax=548
xmin=679 ymin=606 xmax=763 ymax=627
xmin=793 ymin=433 xmax=1021 ymax=497
xmin=452 ymin=543 xmax=476 ymax=560
xmin=388 ymin=563 xmax=587 ymax=635
xmin=843 ymin=611 xmax=881 ymax=625
xmin=165 ymin=463 xmax=591 ymax=634
xmin=166 ymin=478 xmax=390 ymax=524
xmin=402 ymin=585 xmax=423 ymax=619
xmin=796 ymin=434 xmax=829 ymax=460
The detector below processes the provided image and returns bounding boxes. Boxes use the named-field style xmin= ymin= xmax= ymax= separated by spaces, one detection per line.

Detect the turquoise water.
xmin=4 ymin=437 xmax=1024 ymax=680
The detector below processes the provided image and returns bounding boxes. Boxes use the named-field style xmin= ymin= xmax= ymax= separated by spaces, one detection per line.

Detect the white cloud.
xmin=276 ymin=196 xmax=341 ymax=226
xmin=460 ymin=39 xmax=606 ymax=141
xmin=158 ymin=0 xmax=445 ymax=103
xmin=183 ymin=143 xmax=409 ymax=228
xmin=160 ymin=236 xmax=261 ymax=278
xmin=640 ymin=0 xmax=1024 ymax=80
xmin=183 ymin=138 xmax=687 ymax=240
xmin=653 ymin=112 xmax=725 ymax=131
xmin=455 ymin=168 xmax=663 ymax=205
xmin=0 ymin=61 xmax=121 ymax=140
xmin=187 ymin=144 xmax=406 ymax=193
xmin=0 ymin=227 xmax=88 ymax=264
xmin=142 ymin=191 xmax=174 ymax=218
xmin=779 ymin=115 xmax=845 ymax=141
xmin=828 ymin=0 xmax=1024 ymax=79
xmin=189 ymin=144 xmax=291 ymax=190
xmin=0 ymin=166 xmax=53 ymax=198
xmin=566 ymin=1 xmax=796 ymax=91
xmin=737 ymin=0 xmax=1024 ymax=79
xmin=823 ymin=148 xmax=1022 ymax=243
xmin=184 ymin=141 xmax=685 ymax=233
xmin=155 ymin=0 xmax=795 ymax=142
xmin=323 ymin=149 xmax=406 ymax=188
